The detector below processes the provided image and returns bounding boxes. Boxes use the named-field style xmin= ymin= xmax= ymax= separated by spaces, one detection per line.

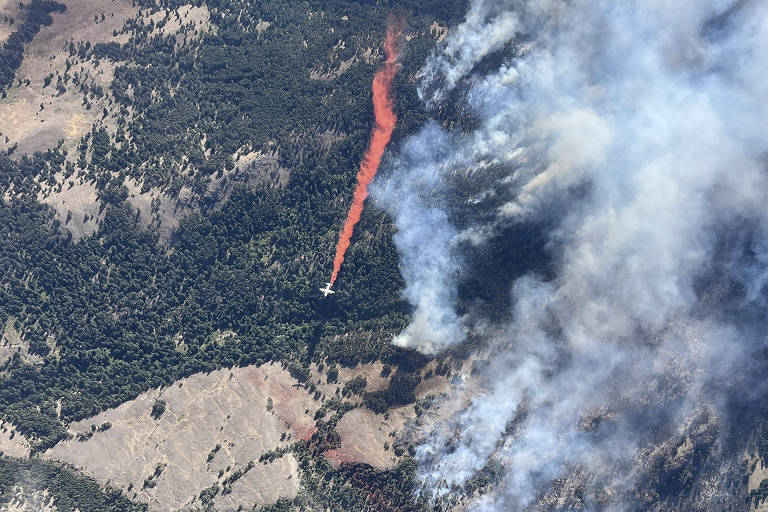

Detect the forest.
xmin=0 ymin=0 xmax=466 ymax=509
xmin=0 ymin=457 xmax=145 ymax=511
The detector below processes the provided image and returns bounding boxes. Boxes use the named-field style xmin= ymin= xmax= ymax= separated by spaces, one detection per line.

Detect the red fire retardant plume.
xmin=329 ymin=20 xmax=402 ymax=286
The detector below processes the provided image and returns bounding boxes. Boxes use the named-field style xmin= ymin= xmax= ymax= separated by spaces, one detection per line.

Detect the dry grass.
xmin=124 ymin=178 xmax=196 ymax=241
xmin=0 ymin=316 xmax=43 ymax=367
xmin=748 ymin=454 xmax=768 ymax=511
xmin=0 ymin=0 xmax=23 ymax=47
xmin=320 ymin=360 xmax=459 ymax=471
xmin=309 ymin=47 xmax=374 ymax=82
xmin=309 ymin=361 xmax=390 ymax=400
xmin=206 ymin=148 xmax=290 ymax=206
xmin=37 ymin=173 xmax=103 ymax=240
xmin=39 ymin=356 xmax=465 ymax=508
xmin=37 ymin=170 xmax=197 ymax=243
xmin=146 ymin=4 xmax=210 ymax=38
xmin=325 ymin=405 xmax=413 ymax=470
xmin=0 ymin=0 xmax=213 ymax=241
xmin=0 ymin=420 xmax=31 ymax=459
xmin=325 ymin=384 xmax=455 ymax=471
xmin=44 ymin=363 xmax=320 ymax=511
xmin=0 ymin=0 xmax=138 ymax=156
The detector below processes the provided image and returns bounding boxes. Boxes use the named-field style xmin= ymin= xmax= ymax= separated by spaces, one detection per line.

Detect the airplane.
xmin=319 ymin=282 xmax=335 ymax=297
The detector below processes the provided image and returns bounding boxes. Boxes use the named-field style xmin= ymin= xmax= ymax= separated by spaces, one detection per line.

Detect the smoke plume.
xmin=374 ymin=0 xmax=768 ymax=509
xmin=329 ymin=19 xmax=402 ymax=286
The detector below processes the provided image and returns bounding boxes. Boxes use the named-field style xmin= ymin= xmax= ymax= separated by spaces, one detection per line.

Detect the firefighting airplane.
xmin=319 ymin=282 xmax=335 ymax=297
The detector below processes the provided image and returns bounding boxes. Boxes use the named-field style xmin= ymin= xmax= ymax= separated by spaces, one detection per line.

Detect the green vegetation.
xmin=70 ymin=0 xmax=466 ymax=198
xmin=220 ymin=460 xmax=254 ymax=495
xmin=750 ymin=478 xmax=768 ymax=508
xmin=0 ymin=189 xmax=412 ymax=450
xmin=207 ymin=443 xmax=221 ymax=463
xmin=258 ymin=439 xmax=425 ymax=511
xmin=364 ymin=373 xmax=421 ymax=414
xmin=342 ymin=375 xmax=366 ymax=397
xmin=0 ymin=0 xmax=467 ymax=452
xmin=150 ymin=399 xmax=166 ymax=420
xmin=141 ymin=463 xmax=166 ymax=490
xmin=0 ymin=455 xmax=145 ymax=511
xmin=0 ymin=0 xmax=470 ymax=508
xmin=199 ymin=483 xmax=219 ymax=507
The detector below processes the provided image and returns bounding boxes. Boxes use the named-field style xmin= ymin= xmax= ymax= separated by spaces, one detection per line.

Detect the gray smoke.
xmin=373 ymin=0 xmax=768 ymax=509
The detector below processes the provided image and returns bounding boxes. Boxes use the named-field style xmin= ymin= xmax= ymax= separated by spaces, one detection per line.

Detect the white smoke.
xmin=377 ymin=124 xmax=466 ymax=353
xmin=374 ymin=0 xmax=768 ymax=508
xmin=418 ymin=0 xmax=524 ymax=105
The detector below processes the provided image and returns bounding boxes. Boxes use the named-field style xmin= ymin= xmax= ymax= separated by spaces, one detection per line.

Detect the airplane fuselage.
xmin=320 ymin=282 xmax=335 ymax=297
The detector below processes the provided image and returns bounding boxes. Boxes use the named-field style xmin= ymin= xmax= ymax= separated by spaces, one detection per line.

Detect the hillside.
xmin=3 ymin=0 xmax=768 ymax=511
xmin=0 ymin=0 xmax=465 ymax=509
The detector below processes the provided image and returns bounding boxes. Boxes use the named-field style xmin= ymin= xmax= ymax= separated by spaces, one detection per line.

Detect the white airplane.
xmin=319 ymin=282 xmax=335 ymax=297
